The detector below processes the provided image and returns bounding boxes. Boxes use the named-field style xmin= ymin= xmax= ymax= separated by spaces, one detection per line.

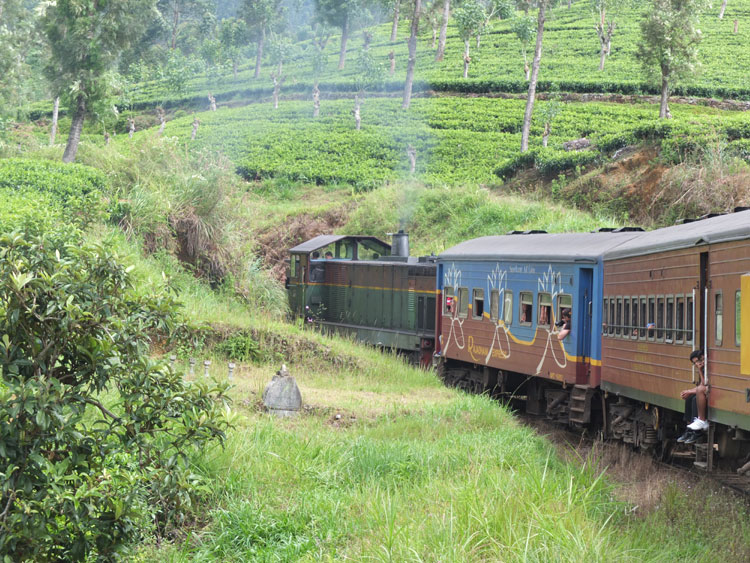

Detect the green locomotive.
xmin=286 ymin=233 xmax=437 ymax=366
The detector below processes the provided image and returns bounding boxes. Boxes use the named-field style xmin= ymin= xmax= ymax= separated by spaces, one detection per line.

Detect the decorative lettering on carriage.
xmin=509 ymin=265 xmax=536 ymax=274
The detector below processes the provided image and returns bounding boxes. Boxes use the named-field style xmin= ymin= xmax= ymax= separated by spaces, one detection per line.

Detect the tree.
xmin=42 ymin=0 xmax=157 ymax=163
xmin=520 ymin=0 xmax=556 ymax=152
xmin=512 ymin=15 xmax=536 ymax=80
xmin=390 ymin=0 xmax=402 ymax=40
xmin=637 ymin=0 xmax=707 ymax=119
xmin=308 ymin=28 xmax=332 ymax=117
xmin=268 ymin=31 xmax=295 ymax=108
xmin=315 ymin=0 xmax=362 ymax=70
xmin=402 ymin=0 xmax=422 ymax=108
xmin=219 ymin=17 xmax=250 ymax=77
xmin=157 ymin=0 xmax=216 ymax=50
xmin=242 ymin=0 xmax=285 ymax=78
xmin=591 ymin=0 xmax=630 ymax=71
xmin=435 ymin=0 xmax=451 ymax=61
xmin=455 ymin=0 xmax=486 ymax=78
xmin=0 ymin=230 xmax=230 ymax=560
xmin=354 ymin=41 xmax=385 ymax=127
xmin=537 ymin=97 xmax=562 ymax=146
xmin=0 ymin=0 xmax=40 ymax=120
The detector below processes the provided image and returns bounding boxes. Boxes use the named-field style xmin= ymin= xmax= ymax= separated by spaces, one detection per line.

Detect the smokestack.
xmin=389 ymin=230 xmax=410 ymax=257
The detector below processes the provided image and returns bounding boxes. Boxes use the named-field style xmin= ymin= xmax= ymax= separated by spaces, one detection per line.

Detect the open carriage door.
xmin=577 ymin=268 xmax=594 ymax=384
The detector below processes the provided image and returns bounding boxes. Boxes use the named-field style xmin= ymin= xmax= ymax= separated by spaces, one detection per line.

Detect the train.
xmin=287 ymin=210 xmax=750 ymax=471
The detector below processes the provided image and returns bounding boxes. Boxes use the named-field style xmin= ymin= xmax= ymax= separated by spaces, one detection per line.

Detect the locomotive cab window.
xmin=290 ymin=255 xmax=300 ymax=279
xmin=736 ymin=290 xmax=741 ymax=347
xmin=538 ymin=293 xmax=552 ymax=326
xmin=520 ymin=292 xmax=533 ymax=326
xmin=715 ymin=291 xmax=723 ymax=346
xmin=458 ymin=287 xmax=469 ymax=318
xmin=490 ymin=290 xmax=500 ymax=321
xmin=444 ymin=286 xmax=455 ymax=315
xmin=503 ymin=292 xmax=513 ymax=326
xmin=473 ymin=289 xmax=485 ymax=319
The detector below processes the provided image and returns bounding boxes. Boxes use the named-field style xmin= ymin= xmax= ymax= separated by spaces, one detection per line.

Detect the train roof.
xmin=439 ymin=232 xmax=642 ymax=263
xmin=604 ymin=209 xmax=750 ymax=261
xmin=289 ymin=235 xmax=390 ymax=253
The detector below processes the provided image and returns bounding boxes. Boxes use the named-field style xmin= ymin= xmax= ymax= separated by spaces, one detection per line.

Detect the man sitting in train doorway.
xmin=677 ymin=349 xmax=710 ymax=444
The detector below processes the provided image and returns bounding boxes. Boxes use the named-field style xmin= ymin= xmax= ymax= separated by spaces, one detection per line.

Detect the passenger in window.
xmin=676 ymin=349 xmax=709 ymax=444
xmin=556 ymin=308 xmax=571 ymax=340
xmin=325 ymin=251 xmax=333 ymax=259
xmin=312 ymin=251 xmax=320 ymax=259
xmin=521 ymin=304 xmax=532 ymax=323
xmin=446 ymin=296 xmax=455 ymax=314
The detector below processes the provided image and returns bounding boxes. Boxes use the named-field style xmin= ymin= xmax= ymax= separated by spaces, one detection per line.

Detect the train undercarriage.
xmin=436 ymin=357 xmax=750 ymax=472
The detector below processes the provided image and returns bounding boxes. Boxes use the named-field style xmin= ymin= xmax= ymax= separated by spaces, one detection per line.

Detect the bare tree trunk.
xmin=338 ymin=16 xmax=349 ymax=70
xmin=171 ymin=2 xmax=180 ymax=50
xmin=568 ymin=0 xmax=572 ymax=8
xmin=407 ymin=145 xmax=417 ymax=173
xmin=432 ymin=27 xmax=437 ymax=48
xmin=520 ymin=2 xmax=546 ymax=153
xmin=272 ymin=73 xmax=280 ymax=109
xmin=391 ymin=0 xmax=400 ymax=41
xmin=62 ymin=94 xmax=86 ymax=163
xmin=104 ymin=131 xmax=110 ymax=145
xmin=402 ymin=0 xmax=422 ymax=109
xmin=157 ymin=107 xmax=166 ymax=136
xmin=191 ymin=116 xmax=200 ymax=140
xmin=254 ymin=29 xmax=265 ymax=79
xmin=542 ymin=122 xmax=550 ymax=147
xmin=524 ymin=54 xmax=530 ymax=80
xmin=233 ymin=60 xmax=238 ymax=78
xmin=734 ymin=19 xmax=739 ymax=33
xmin=596 ymin=11 xmax=615 ymax=71
xmin=50 ymin=96 xmax=60 ymax=145
xmin=128 ymin=118 xmax=135 ymax=138
xmin=463 ymin=40 xmax=470 ymax=78
xmin=389 ymin=51 xmax=396 ymax=75
xmin=719 ymin=0 xmax=727 ymax=19
xmin=208 ymin=93 xmax=216 ymax=111
xmin=313 ymin=81 xmax=320 ymax=117
xmin=353 ymin=94 xmax=361 ymax=130
xmin=659 ymin=74 xmax=670 ymax=119
xmin=436 ymin=0 xmax=450 ymax=61
xmin=476 ymin=34 xmax=481 ymax=49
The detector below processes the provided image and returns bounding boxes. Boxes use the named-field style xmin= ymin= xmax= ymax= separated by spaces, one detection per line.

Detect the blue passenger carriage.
xmin=434 ymin=231 xmax=641 ymax=423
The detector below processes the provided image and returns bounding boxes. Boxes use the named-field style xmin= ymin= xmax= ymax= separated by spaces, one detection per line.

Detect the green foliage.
xmin=0 ymin=230 xmax=231 ymax=561
xmin=0 ymin=158 xmax=109 ymax=228
xmin=455 ymin=0 xmax=487 ymax=41
xmin=213 ymin=331 xmax=277 ymax=363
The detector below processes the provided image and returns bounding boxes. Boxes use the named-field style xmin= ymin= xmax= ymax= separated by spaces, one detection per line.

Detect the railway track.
xmin=515 ymin=409 xmax=750 ymax=501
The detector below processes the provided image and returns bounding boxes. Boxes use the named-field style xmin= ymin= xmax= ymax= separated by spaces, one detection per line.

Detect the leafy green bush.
xmin=0 ymin=158 xmax=109 ymax=228
xmin=214 ymin=331 xmax=264 ymax=363
xmin=0 ymin=230 xmax=231 ymax=561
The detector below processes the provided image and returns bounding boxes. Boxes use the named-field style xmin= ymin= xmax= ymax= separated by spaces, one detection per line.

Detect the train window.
xmin=609 ymin=299 xmax=615 ymax=336
xmin=656 ymin=297 xmax=665 ymax=340
xmin=615 ymin=297 xmax=622 ymax=336
xmin=473 ymin=289 xmax=485 ymax=319
xmin=538 ymin=293 xmax=552 ymax=326
xmin=736 ymin=291 xmax=742 ymax=347
xmin=602 ymin=298 xmax=608 ymax=335
xmin=623 ymin=298 xmax=631 ymax=337
xmin=444 ymin=286 xmax=454 ymax=316
xmin=648 ymin=297 xmax=655 ymax=340
xmin=631 ymin=297 xmax=639 ymax=339
xmin=676 ymin=296 xmax=685 ymax=343
xmin=504 ymin=292 xmax=513 ymax=325
xmin=490 ymin=290 xmax=500 ymax=321
xmin=686 ymin=295 xmax=694 ymax=343
xmin=458 ymin=287 xmax=469 ymax=318
xmin=715 ymin=291 xmax=723 ymax=346
xmin=666 ymin=296 xmax=674 ymax=343
xmin=520 ymin=292 xmax=533 ymax=326
xmin=558 ymin=294 xmax=572 ymax=324
xmin=291 ymin=256 xmax=300 ymax=278
xmin=639 ymin=297 xmax=647 ymax=340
